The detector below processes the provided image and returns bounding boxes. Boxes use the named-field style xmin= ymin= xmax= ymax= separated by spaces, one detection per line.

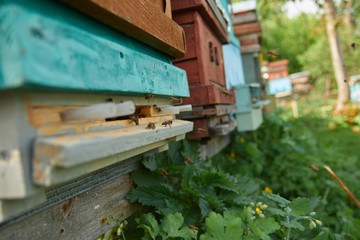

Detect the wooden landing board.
xmin=209 ymin=119 xmax=237 ymax=136
xmin=182 ymin=85 xmax=236 ymax=106
xmin=177 ymin=104 xmax=236 ymax=119
xmin=0 ymin=0 xmax=189 ymax=96
xmin=61 ymin=0 xmax=185 ymax=58
xmin=0 ymin=174 xmax=137 ymax=239
xmin=199 ymin=135 xmax=230 ymax=160
xmin=187 ymin=115 xmax=234 ymax=139
xmin=171 ymin=0 xmax=229 ymax=44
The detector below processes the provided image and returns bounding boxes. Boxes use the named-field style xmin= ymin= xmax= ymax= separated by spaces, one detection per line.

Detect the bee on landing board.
xmin=145 ymin=93 xmax=154 ymax=101
xmin=153 ymin=104 xmax=162 ymax=113
xmin=129 ymin=114 xmax=139 ymax=125
xmin=169 ymin=97 xmax=180 ymax=103
xmin=221 ymin=90 xmax=231 ymax=96
xmin=146 ymin=122 xmax=156 ymax=130
xmin=162 ymin=120 xmax=173 ymax=128
xmin=194 ymin=128 xmax=207 ymax=134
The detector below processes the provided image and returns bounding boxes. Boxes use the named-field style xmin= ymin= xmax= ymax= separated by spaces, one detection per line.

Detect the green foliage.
xmin=136 ymin=213 xmax=198 ymax=240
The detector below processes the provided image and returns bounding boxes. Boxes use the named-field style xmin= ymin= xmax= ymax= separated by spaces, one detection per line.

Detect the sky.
xmin=285 ymin=0 xmax=320 ymax=18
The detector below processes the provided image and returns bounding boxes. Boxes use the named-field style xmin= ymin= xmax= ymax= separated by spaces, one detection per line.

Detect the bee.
xmin=153 ymin=104 xmax=162 ymax=113
xmin=129 ymin=114 xmax=139 ymax=125
xmin=169 ymin=97 xmax=180 ymax=103
xmin=251 ymin=98 xmax=258 ymax=104
xmin=145 ymin=93 xmax=154 ymax=101
xmin=188 ymin=225 xmax=198 ymax=230
xmin=351 ymin=43 xmax=355 ymax=50
xmin=268 ymin=50 xmax=280 ymax=59
xmin=185 ymin=158 xmax=194 ymax=164
xmin=344 ymin=79 xmax=347 ymax=83
xmin=221 ymin=90 xmax=231 ymax=96
xmin=194 ymin=128 xmax=207 ymax=134
xmin=146 ymin=122 xmax=156 ymax=130
xmin=309 ymin=165 xmax=319 ymax=172
xmin=161 ymin=168 xmax=168 ymax=176
xmin=162 ymin=120 xmax=173 ymax=128
xmin=102 ymin=217 xmax=109 ymax=223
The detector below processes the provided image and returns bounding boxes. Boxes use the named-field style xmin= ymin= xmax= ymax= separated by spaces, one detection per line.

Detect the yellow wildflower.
xmin=231 ymin=152 xmax=236 ymax=158
xmin=240 ymin=137 xmax=245 ymax=143
xmin=255 ymin=207 xmax=261 ymax=214
xmin=264 ymin=187 xmax=273 ymax=194
xmin=315 ymin=220 xmax=322 ymax=226
xmin=260 ymin=204 xmax=268 ymax=210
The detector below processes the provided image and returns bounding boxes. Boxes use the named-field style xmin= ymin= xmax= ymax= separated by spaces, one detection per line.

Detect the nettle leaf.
xmin=136 ymin=213 xmax=160 ymax=240
xmin=264 ymin=193 xmax=290 ymax=207
xmin=199 ymin=197 xmax=211 ymax=219
xmin=182 ymin=164 xmax=195 ymax=187
xmin=161 ymin=213 xmax=198 ymax=240
xmin=160 ymin=198 xmax=184 ymax=216
xmin=143 ymin=156 xmax=158 ymax=171
xmin=267 ymin=207 xmax=286 ymax=217
xmin=168 ymin=141 xmax=184 ymax=165
xmin=198 ymin=168 xmax=238 ymax=192
xmin=281 ymin=219 xmax=305 ymax=231
xmin=200 ymin=211 xmax=243 ymax=240
xmin=289 ymin=197 xmax=310 ymax=217
xmin=249 ymin=217 xmax=280 ymax=240
xmin=132 ymin=171 xmax=163 ymax=187
xmin=127 ymin=185 xmax=172 ymax=207
xmin=182 ymin=138 xmax=200 ymax=162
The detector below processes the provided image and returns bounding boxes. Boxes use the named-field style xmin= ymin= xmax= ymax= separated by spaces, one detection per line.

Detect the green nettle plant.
xmin=125 ymin=133 xmax=329 ymax=239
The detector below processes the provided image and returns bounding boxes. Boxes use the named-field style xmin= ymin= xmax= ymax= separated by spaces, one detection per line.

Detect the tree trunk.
xmin=324 ymin=0 xmax=350 ymax=113
xmin=344 ymin=0 xmax=353 ymax=27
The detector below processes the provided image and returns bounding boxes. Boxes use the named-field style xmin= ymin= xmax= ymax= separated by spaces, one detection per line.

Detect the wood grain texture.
xmin=0 ymin=0 xmax=189 ymax=97
xmin=234 ymin=22 xmax=261 ymax=35
xmin=199 ymin=135 xmax=230 ymax=160
xmin=182 ymin=85 xmax=236 ymax=106
xmin=0 ymin=174 xmax=138 ymax=239
xmin=173 ymin=12 xmax=226 ymax=88
xmin=61 ymin=0 xmax=185 ymax=58
xmin=33 ymin=120 xmax=194 ymax=185
xmin=171 ymin=0 xmax=229 ymax=43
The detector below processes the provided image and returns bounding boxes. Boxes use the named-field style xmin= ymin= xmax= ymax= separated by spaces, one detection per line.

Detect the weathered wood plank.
xmin=61 ymin=0 xmax=185 ymax=58
xmin=37 ymin=115 xmax=174 ymax=137
xmin=182 ymin=85 xmax=236 ymax=106
xmin=0 ymin=174 xmax=137 ymax=239
xmin=171 ymin=0 xmax=229 ymax=43
xmin=232 ymin=11 xmax=257 ymax=25
xmin=208 ymin=119 xmax=237 ymax=136
xmin=240 ymin=44 xmax=261 ymax=54
xmin=0 ymin=0 xmax=189 ymax=97
xmin=199 ymin=135 xmax=230 ymax=160
xmin=178 ymin=104 xmax=236 ymax=118
xmin=234 ymin=22 xmax=261 ymax=35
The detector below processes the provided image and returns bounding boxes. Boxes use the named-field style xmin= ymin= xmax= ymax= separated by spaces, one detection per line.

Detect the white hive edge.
xmin=177 ymin=104 xmax=192 ymax=112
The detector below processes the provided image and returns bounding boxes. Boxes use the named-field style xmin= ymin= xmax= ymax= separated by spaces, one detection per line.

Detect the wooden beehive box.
xmin=171 ymin=0 xmax=236 ymax=107
xmin=0 ymin=0 xmax=193 ymax=235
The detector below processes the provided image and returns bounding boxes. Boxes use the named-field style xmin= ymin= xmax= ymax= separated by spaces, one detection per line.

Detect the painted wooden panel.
xmin=177 ymin=104 xmax=236 ymax=119
xmin=0 ymin=174 xmax=138 ymax=239
xmin=242 ymin=53 xmax=261 ymax=84
xmin=173 ymin=12 xmax=226 ymax=88
xmin=0 ymin=0 xmax=189 ymax=97
xmin=268 ymin=77 xmax=292 ymax=95
xmin=171 ymin=0 xmax=229 ymax=44
xmin=232 ymin=11 xmax=257 ymax=25
xmin=61 ymin=0 xmax=186 ymax=58
xmin=234 ymin=84 xmax=252 ymax=113
xmin=236 ymin=108 xmax=263 ymax=132
xmin=182 ymin=85 xmax=235 ymax=106
xmin=187 ymin=115 xmax=235 ymax=139
xmin=234 ymin=22 xmax=261 ymax=35
xmin=222 ymin=43 xmax=245 ymax=89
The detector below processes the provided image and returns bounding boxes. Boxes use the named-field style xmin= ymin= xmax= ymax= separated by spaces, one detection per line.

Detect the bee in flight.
xmin=194 ymin=128 xmax=207 ymax=133
xmin=351 ymin=43 xmax=355 ymax=50
xmin=188 ymin=225 xmax=198 ymax=230
xmin=309 ymin=165 xmax=319 ymax=172
xmin=268 ymin=50 xmax=281 ymax=59
xmin=185 ymin=158 xmax=194 ymax=164
xmin=146 ymin=122 xmax=156 ymax=130
xmin=162 ymin=120 xmax=173 ymax=128
xmin=129 ymin=114 xmax=139 ymax=125
xmin=169 ymin=97 xmax=180 ymax=103
xmin=161 ymin=168 xmax=168 ymax=176
xmin=221 ymin=90 xmax=231 ymax=96
xmin=153 ymin=104 xmax=162 ymax=113
xmin=145 ymin=93 xmax=154 ymax=101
